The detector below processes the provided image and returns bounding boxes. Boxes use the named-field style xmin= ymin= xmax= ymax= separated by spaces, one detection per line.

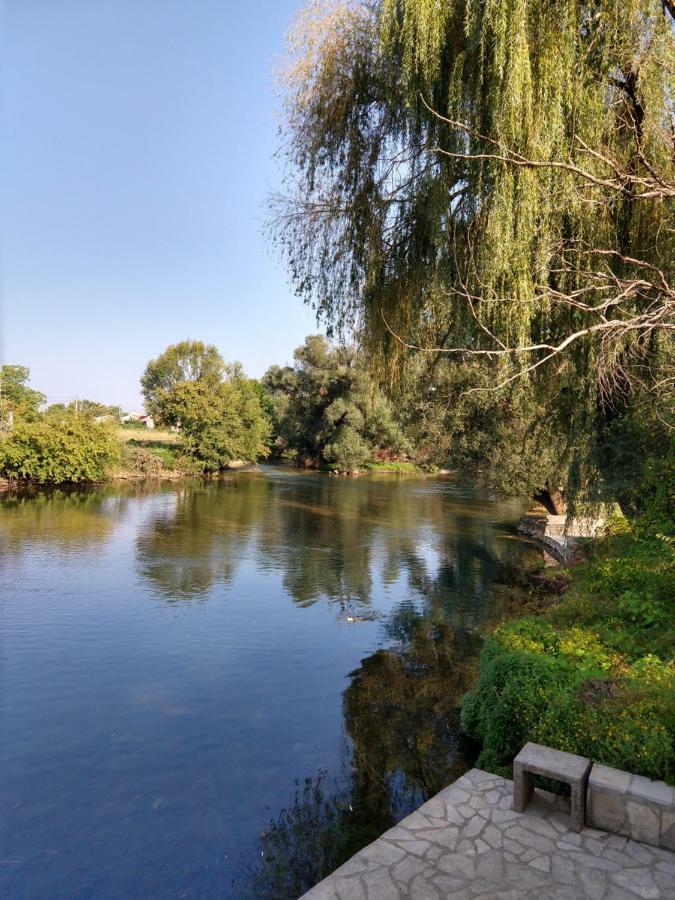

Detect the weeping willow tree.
xmin=272 ymin=0 xmax=674 ymax=505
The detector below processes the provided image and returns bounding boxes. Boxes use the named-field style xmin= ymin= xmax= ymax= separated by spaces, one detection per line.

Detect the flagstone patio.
xmin=301 ymin=769 xmax=675 ymax=899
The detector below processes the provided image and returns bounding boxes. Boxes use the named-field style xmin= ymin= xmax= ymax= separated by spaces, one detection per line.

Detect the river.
xmin=0 ymin=467 xmax=540 ymax=898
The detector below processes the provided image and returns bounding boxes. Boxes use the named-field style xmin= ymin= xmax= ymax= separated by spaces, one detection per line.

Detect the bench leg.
xmin=570 ymin=782 xmax=586 ymax=833
xmin=513 ymin=764 xmax=534 ymax=813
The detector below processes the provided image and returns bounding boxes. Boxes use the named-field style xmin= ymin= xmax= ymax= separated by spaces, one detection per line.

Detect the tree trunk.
xmin=534 ymin=487 xmax=568 ymax=516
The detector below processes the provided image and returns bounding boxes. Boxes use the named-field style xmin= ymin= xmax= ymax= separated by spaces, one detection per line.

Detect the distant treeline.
xmin=0 ymin=337 xmax=420 ymax=484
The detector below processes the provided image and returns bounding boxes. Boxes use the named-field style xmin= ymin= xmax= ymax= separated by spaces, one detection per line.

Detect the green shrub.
xmin=462 ymin=619 xmax=675 ymax=783
xmin=323 ymin=426 xmax=372 ymax=471
xmin=0 ymin=414 xmax=121 ymax=484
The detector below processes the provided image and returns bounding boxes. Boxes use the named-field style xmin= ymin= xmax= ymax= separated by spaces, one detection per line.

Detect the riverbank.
xmin=461 ymin=519 xmax=675 ymax=786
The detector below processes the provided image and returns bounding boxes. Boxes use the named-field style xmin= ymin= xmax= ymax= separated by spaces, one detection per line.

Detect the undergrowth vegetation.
xmin=462 ymin=517 xmax=675 ymax=784
xmin=0 ymin=414 xmax=121 ymax=484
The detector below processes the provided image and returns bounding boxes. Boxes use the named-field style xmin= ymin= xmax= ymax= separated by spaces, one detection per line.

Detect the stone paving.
xmin=301 ymin=769 xmax=675 ymax=900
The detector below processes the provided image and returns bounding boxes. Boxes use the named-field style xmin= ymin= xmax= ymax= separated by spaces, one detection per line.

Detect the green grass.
xmin=362 ymin=461 xmax=420 ymax=474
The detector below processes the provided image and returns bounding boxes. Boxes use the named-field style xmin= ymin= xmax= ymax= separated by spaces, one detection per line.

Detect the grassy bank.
xmin=461 ymin=519 xmax=675 ymax=784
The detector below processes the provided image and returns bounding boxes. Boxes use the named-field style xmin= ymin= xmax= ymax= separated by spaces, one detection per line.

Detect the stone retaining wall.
xmin=587 ymin=764 xmax=675 ymax=851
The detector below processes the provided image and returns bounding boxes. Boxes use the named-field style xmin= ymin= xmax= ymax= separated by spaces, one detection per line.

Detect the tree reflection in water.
xmin=1 ymin=470 xmax=541 ymax=900
xmin=135 ymin=476 xmax=271 ymax=600
xmin=252 ymin=606 xmax=521 ymax=898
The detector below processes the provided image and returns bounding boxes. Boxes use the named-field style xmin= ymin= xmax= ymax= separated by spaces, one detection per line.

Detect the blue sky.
xmin=0 ymin=0 xmax=319 ymax=411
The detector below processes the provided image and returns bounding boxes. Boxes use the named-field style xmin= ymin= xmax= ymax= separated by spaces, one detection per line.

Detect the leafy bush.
xmin=0 ymin=415 xmax=121 ymax=484
xmin=462 ymin=629 xmax=674 ymax=783
xmin=323 ymin=426 xmax=371 ymax=471
xmin=462 ymin=523 xmax=675 ymax=785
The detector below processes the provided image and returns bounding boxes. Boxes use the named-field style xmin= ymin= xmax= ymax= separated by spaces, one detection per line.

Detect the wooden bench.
xmin=513 ymin=742 xmax=592 ymax=832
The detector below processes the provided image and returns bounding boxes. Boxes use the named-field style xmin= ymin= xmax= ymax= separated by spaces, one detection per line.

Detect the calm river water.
xmin=0 ymin=467 xmax=540 ymax=899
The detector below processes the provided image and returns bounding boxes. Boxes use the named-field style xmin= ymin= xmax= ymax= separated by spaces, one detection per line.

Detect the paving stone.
xmin=403 ymin=811 xmax=436 ymax=831
xmin=502 ymin=837 xmax=527 ymax=856
xmin=361 ymin=866 xmax=401 ymax=899
xmin=438 ymin=785 xmax=471 ymax=805
xmin=529 ymin=855 xmax=551 ymax=873
xmin=335 ymin=876 xmax=366 ymax=900
xmin=457 ymin=839 xmax=477 ymax=856
xmin=504 ymin=825 xmax=556 ymax=854
xmin=558 ymin=831 xmax=582 ymax=847
xmin=307 ymin=883 xmax=342 ymax=899
xmin=420 ymin=797 xmax=447 ymax=819
xmin=361 ymin=839 xmax=407 ymax=867
xmin=475 ymin=850 xmax=504 ymax=883
xmin=444 ymin=806 xmax=469 ymax=826
xmin=551 ymin=853 xmax=582 ymax=886
xmin=416 ymin=825 xmax=459 ymax=849
xmin=438 ymin=852 xmax=475 ymax=879
xmin=483 ymin=825 xmax=503 ymax=849
xmin=463 ymin=815 xmax=485 ymax=838
xmin=566 ymin=850 xmax=621 ymax=872
xmin=392 ymin=854 xmax=428 ymax=884
xmin=610 ymin=866 xmax=661 ymax=899
xmin=490 ymin=808 xmax=519 ymax=825
xmin=391 ymin=839 xmax=429 ymax=857
xmin=432 ymin=874 xmax=467 ymax=891
xmin=577 ymin=866 xmax=609 ymax=900
xmin=300 ymin=769 xmax=675 ymax=900
xmin=626 ymin=840 xmax=661 ymax=866
xmin=409 ymin=874 xmax=440 ymax=899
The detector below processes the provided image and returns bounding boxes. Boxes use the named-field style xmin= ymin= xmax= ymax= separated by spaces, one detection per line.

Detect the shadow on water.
xmin=0 ymin=468 xmax=542 ymax=899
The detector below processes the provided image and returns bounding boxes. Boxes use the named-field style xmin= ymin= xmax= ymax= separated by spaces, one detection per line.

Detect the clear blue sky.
xmin=0 ymin=0 xmax=319 ymax=411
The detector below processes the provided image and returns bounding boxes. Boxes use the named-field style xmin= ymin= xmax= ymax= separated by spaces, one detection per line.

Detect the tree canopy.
xmin=263 ymin=334 xmax=408 ymax=470
xmin=141 ymin=340 xmax=225 ymax=425
xmin=273 ymin=0 xmax=675 ymax=503
xmin=1 ymin=365 xmax=46 ymax=421
xmin=141 ymin=341 xmax=271 ymax=471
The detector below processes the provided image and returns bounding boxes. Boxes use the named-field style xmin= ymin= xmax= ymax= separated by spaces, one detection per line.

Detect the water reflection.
xmin=251 ymin=617 xmax=483 ymax=898
xmin=135 ymin=479 xmax=271 ymax=600
xmin=130 ymin=469 xmax=535 ymax=610
xmin=0 ymin=487 xmax=121 ymax=554
xmin=0 ymin=469 xmax=540 ymax=900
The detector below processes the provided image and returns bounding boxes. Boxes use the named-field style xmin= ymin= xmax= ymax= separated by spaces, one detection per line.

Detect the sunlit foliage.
xmin=263 ymin=335 xmax=408 ymax=470
xmin=273 ymin=0 xmax=675 ymax=500
xmin=141 ymin=342 xmax=271 ymax=471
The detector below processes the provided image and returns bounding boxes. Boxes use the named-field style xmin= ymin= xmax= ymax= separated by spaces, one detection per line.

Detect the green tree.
xmin=140 ymin=342 xmax=271 ymax=471
xmin=273 ymin=0 xmax=674 ymax=503
xmin=0 ymin=365 xmax=45 ymax=422
xmin=263 ymin=335 xmax=408 ymax=469
xmin=140 ymin=340 xmax=224 ymax=425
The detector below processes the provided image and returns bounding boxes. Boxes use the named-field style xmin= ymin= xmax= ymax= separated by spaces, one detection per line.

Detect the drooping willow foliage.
xmin=272 ymin=0 xmax=674 ymax=500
